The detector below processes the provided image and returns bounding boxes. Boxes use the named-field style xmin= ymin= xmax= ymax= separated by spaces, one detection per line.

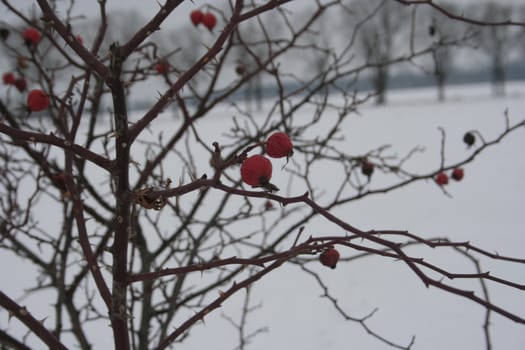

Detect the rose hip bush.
xmin=0 ymin=1 xmax=524 ymax=350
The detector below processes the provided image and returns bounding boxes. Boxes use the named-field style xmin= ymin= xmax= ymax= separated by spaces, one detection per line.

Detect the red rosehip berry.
xmin=451 ymin=167 xmax=464 ymax=181
xmin=2 ymin=72 xmax=15 ymax=85
xmin=27 ymin=89 xmax=50 ymax=112
xmin=202 ymin=12 xmax=217 ymax=31
xmin=14 ymin=78 xmax=27 ymax=92
xmin=76 ymin=35 xmax=83 ymax=45
xmin=435 ymin=172 xmax=448 ymax=186
xmin=361 ymin=159 xmax=374 ymax=177
xmin=190 ymin=10 xmax=204 ymax=26
xmin=266 ymin=132 xmax=293 ymax=158
xmin=155 ymin=61 xmax=170 ymax=74
xmin=240 ymin=155 xmax=272 ymax=187
xmin=319 ymin=248 xmax=340 ymax=269
xmin=23 ymin=27 xmax=41 ymax=46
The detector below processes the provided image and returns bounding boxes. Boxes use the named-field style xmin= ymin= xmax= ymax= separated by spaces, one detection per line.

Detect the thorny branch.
xmin=0 ymin=0 xmax=523 ymax=349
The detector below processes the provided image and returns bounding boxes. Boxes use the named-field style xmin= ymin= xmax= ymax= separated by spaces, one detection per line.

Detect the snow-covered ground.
xmin=1 ymin=82 xmax=524 ymax=349
xmin=180 ymin=82 xmax=525 ymax=350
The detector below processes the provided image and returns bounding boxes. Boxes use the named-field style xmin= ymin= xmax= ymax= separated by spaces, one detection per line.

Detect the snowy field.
xmin=1 ymin=81 xmax=524 ymax=349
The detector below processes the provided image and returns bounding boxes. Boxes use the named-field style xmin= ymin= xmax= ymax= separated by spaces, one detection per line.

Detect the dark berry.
xmin=463 ymin=132 xmax=475 ymax=147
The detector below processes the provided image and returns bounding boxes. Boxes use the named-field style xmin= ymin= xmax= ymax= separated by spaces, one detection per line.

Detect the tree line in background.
xmin=0 ymin=1 xmax=524 ymax=350
xmin=2 ymin=1 xmax=524 ymax=109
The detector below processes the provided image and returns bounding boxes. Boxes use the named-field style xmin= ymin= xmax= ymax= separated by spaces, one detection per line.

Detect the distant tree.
xmin=231 ymin=10 xmax=284 ymax=112
xmin=423 ymin=3 xmax=474 ymax=101
xmin=350 ymin=0 xmax=409 ymax=104
xmin=233 ymin=21 xmax=266 ymax=113
xmin=473 ymin=2 xmax=516 ymax=96
xmin=0 ymin=1 xmax=524 ymax=350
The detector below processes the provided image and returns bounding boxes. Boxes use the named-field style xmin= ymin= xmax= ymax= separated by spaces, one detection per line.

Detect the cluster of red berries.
xmin=4 ymin=75 xmax=48 ymax=110
xmin=1 ymin=26 xmax=50 ymax=112
xmin=434 ymin=132 xmax=474 ymax=186
xmin=2 ymin=73 xmax=26 ymax=91
xmin=239 ymin=133 xmax=342 ymax=270
xmin=3 ymin=29 xmax=36 ymax=92
xmin=3 ymin=76 xmax=49 ymax=111
xmin=240 ymin=132 xmax=294 ymax=189
xmin=435 ymin=167 xmax=464 ymax=186
xmin=190 ymin=9 xmax=217 ymax=31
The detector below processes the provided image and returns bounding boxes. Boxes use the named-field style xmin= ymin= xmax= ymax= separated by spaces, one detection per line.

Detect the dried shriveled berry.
xmin=51 ymin=172 xmax=68 ymax=191
xmin=463 ymin=132 xmax=475 ymax=147
xmin=27 ymin=89 xmax=50 ymax=112
xmin=319 ymin=248 xmax=340 ymax=269
xmin=235 ymin=62 xmax=246 ymax=76
xmin=451 ymin=168 xmax=464 ymax=181
xmin=266 ymin=132 xmax=293 ymax=158
xmin=435 ymin=172 xmax=448 ymax=186
xmin=240 ymin=155 xmax=272 ymax=187
xmin=361 ymin=160 xmax=374 ymax=177
xmin=14 ymin=78 xmax=27 ymax=92
xmin=17 ymin=56 xmax=29 ymax=69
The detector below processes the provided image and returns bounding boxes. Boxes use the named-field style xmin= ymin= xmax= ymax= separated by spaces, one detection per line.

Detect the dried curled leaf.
xmin=133 ymin=188 xmax=167 ymax=210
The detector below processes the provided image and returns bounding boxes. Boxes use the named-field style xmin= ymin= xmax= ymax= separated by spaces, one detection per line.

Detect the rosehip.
xmin=2 ymin=72 xmax=15 ymax=85
xmin=266 ymin=132 xmax=293 ymax=158
xmin=76 ymin=35 xmax=83 ymax=45
xmin=23 ymin=27 xmax=41 ymax=46
xmin=51 ymin=172 xmax=68 ymax=190
xmin=27 ymin=89 xmax=50 ymax=112
xmin=451 ymin=167 xmax=464 ymax=181
xmin=463 ymin=132 xmax=475 ymax=147
xmin=202 ymin=12 xmax=217 ymax=31
xmin=155 ymin=61 xmax=170 ymax=74
xmin=319 ymin=248 xmax=340 ymax=269
xmin=435 ymin=172 xmax=448 ymax=186
xmin=361 ymin=160 xmax=374 ymax=177
xmin=190 ymin=10 xmax=204 ymax=26
xmin=14 ymin=78 xmax=27 ymax=92
xmin=240 ymin=155 xmax=272 ymax=187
